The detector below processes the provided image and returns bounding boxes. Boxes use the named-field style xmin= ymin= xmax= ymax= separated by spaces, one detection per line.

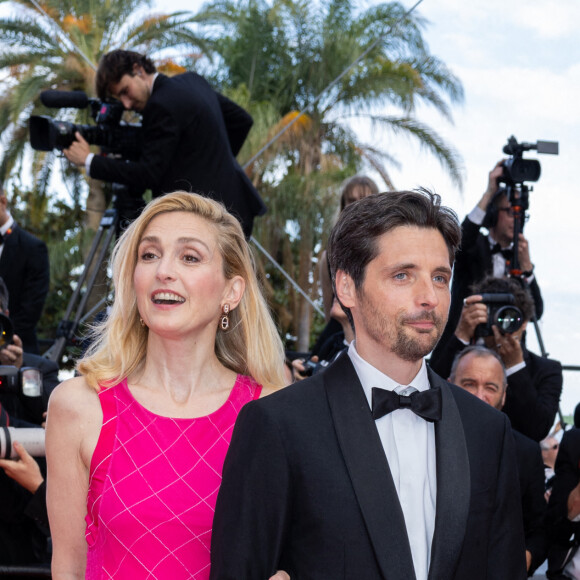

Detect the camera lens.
xmin=494 ymin=306 xmax=523 ymax=334
xmin=0 ymin=427 xmax=46 ymax=459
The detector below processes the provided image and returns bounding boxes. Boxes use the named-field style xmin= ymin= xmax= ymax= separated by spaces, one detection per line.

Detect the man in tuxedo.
xmin=433 ymin=160 xmax=543 ymax=359
xmin=449 ymin=345 xmax=547 ymax=575
xmin=429 ymin=275 xmax=562 ymax=442
xmin=64 ymin=50 xmax=266 ymax=236
xmin=0 ymin=184 xmax=49 ymax=354
xmin=211 ymin=190 xmax=526 ymax=579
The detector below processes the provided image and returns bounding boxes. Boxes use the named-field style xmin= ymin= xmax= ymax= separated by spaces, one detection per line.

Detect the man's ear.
xmin=335 ymin=270 xmax=356 ymax=309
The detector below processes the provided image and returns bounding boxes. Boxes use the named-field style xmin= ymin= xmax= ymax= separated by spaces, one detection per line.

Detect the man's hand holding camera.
xmin=458 ymin=294 xmax=525 ymax=368
xmin=477 ymin=159 xmax=505 ymax=212
xmin=0 ymin=333 xmax=23 ymax=369
xmin=63 ymin=131 xmax=91 ymax=167
xmin=0 ymin=441 xmax=43 ymax=493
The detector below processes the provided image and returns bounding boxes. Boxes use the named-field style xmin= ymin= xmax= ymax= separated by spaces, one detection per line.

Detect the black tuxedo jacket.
xmin=435 ymin=216 xmax=544 ymax=355
xmin=0 ymin=224 xmax=49 ymax=354
xmin=513 ymin=429 xmax=548 ymax=574
xmin=429 ymin=335 xmax=562 ymax=442
xmin=90 ymin=72 xmax=266 ymax=236
xmin=211 ymin=354 xmax=526 ymax=579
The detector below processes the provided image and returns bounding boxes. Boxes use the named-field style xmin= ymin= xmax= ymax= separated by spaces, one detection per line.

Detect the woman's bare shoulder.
xmin=48 ymin=376 xmax=100 ymax=416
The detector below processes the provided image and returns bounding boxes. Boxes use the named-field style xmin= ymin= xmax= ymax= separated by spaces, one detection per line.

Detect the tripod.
xmin=504 ymin=184 xmax=565 ymax=426
xmin=43 ymin=185 xmax=144 ymax=365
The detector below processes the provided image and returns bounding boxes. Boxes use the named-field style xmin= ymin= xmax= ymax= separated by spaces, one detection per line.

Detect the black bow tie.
xmin=490 ymin=243 xmax=513 ymax=261
xmin=371 ymin=386 xmax=442 ymax=423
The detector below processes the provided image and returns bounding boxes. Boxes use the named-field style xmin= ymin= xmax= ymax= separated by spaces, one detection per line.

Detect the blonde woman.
xmin=46 ymin=192 xmax=285 ymax=579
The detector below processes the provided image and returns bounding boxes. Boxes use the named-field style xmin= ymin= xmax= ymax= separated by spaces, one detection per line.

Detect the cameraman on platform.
xmin=64 ymin=50 xmax=266 ymax=236
xmin=434 ymin=160 xmax=544 ymax=355
xmin=429 ymin=276 xmax=562 ymax=442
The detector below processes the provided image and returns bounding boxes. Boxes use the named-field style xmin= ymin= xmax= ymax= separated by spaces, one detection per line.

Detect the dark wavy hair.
xmin=328 ymin=188 xmax=461 ymax=292
xmin=96 ymin=50 xmax=156 ymax=100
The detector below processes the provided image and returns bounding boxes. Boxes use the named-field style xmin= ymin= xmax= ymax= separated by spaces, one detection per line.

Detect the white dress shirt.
xmin=467 ymin=205 xmax=535 ymax=283
xmin=348 ymin=342 xmax=436 ymax=580
xmin=0 ymin=213 xmax=14 ymax=261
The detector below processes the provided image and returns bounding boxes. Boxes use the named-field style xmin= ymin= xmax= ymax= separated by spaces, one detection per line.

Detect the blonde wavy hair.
xmin=78 ymin=192 xmax=286 ymax=390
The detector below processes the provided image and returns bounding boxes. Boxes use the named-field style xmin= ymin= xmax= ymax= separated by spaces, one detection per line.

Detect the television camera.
xmin=29 ymin=90 xmax=142 ymax=160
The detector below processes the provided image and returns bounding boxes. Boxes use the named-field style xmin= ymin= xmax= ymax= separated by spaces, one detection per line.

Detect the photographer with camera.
xmin=433 ymin=160 xmax=544 ymax=359
xmin=430 ymin=276 xmax=562 ymax=442
xmin=0 ymin=398 xmax=49 ymax=566
xmin=0 ymin=276 xmax=59 ymax=426
xmin=0 ymin=183 xmax=49 ymax=355
xmin=63 ymin=50 xmax=266 ymax=237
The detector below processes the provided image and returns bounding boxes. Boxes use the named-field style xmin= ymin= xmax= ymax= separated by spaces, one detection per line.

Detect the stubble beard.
xmin=358 ymin=293 xmax=445 ymax=362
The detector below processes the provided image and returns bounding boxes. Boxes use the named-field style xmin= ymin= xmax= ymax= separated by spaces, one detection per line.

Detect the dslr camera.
xmin=29 ymin=90 xmax=142 ymax=160
xmin=474 ymin=293 xmax=524 ymax=338
xmin=0 ymin=314 xmax=42 ymax=398
xmin=0 ymin=365 xmax=43 ymax=399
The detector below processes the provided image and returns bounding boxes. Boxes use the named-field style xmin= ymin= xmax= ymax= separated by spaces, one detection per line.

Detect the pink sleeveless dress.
xmin=85 ymin=375 xmax=261 ymax=579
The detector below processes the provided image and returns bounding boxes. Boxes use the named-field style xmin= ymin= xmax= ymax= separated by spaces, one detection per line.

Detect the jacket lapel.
xmin=323 ymin=354 xmax=416 ymax=580
xmin=427 ymin=369 xmax=471 ymax=580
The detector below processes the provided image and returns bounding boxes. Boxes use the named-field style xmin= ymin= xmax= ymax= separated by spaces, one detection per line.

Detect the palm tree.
xmin=196 ymin=0 xmax=465 ymax=350
xmin=0 ymin=0 xmax=208 ymax=351
xmin=0 ymin=0 xmax=207 ymax=224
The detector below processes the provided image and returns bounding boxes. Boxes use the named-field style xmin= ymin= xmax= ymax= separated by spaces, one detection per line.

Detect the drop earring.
xmin=220 ymin=304 xmax=230 ymax=331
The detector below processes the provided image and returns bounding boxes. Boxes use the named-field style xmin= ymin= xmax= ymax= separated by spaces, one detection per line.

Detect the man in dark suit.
xmin=64 ymin=50 xmax=266 ymax=236
xmin=433 ymin=160 xmax=543 ymax=359
xmin=546 ymin=428 xmax=580 ymax=579
xmin=449 ymin=345 xmax=548 ymax=575
xmin=0 ymin=184 xmax=49 ymax=354
xmin=429 ymin=275 xmax=562 ymax=442
xmin=211 ymin=190 xmax=526 ymax=579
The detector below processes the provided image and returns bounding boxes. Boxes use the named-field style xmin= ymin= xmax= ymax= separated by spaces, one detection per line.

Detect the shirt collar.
xmin=347 ymin=341 xmax=430 ymax=409
xmin=0 ymin=214 xmax=14 ymax=236
xmin=488 ymin=233 xmax=512 ymax=251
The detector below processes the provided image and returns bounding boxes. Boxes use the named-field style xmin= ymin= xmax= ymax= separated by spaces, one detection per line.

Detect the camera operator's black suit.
xmin=430 ymin=334 xmax=562 ymax=442
xmin=89 ymin=72 xmax=266 ymax=236
xmin=434 ymin=214 xmax=544 ymax=354
xmin=0 ymin=224 xmax=49 ymax=354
